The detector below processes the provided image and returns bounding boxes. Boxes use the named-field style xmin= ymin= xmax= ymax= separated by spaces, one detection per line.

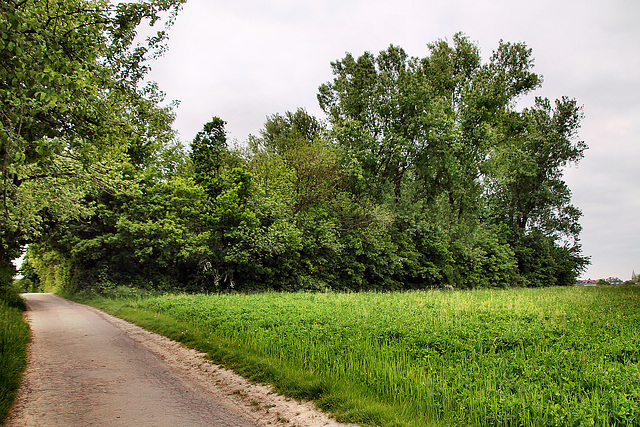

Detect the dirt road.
xmin=6 ymin=293 xmax=348 ymax=427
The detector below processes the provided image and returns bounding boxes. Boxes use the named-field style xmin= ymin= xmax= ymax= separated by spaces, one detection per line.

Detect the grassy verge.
xmin=79 ymin=286 xmax=640 ymax=426
xmin=0 ymin=300 xmax=30 ymax=424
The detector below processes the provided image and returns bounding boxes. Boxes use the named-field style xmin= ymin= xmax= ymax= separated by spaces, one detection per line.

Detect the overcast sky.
xmin=144 ymin=0 xmax=639 ymax=281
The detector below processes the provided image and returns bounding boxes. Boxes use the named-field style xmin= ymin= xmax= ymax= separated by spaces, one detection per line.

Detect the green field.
xmin=85 ymin=285 xmax=640 ymax=426
xmin=0 ymin=300 xmax=30 ymax=423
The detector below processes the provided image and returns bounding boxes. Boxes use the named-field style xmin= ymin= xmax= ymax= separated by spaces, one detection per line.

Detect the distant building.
xmin=576 ymin=279 xmax=597 ymax=286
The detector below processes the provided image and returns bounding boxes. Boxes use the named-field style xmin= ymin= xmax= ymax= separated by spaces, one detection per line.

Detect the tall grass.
xmin=0 ymin=300 xmax=29 ymax=423
xmin=85 ymin=286 xmax=640 ymax=426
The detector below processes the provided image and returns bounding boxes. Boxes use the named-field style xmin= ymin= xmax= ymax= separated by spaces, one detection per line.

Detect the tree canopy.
xmin=19 ymin=30 xmax=589 ymax=296
xmin=0 ymin=0 xmax=185 ymax=300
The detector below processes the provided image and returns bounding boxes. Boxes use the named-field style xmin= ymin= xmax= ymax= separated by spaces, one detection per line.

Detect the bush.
xmin=0 ymin=260 xmax=25 ymax=310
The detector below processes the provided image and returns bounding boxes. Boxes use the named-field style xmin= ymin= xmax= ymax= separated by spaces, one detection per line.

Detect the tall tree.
xmin=0 ymin=0 xmax=184 ymax=286
xmin=485 ymin=96 xmax=589 ymax=285
xmin=256 ymin=109 xmax=338 ymax=215
xmin=319 ymin=34 xmax=587 ymax=287
xmin=261 ymin=108 xmax=324 ymax=156
xmin=317 ymin=34 xmax=542 ymax=211
xmin=190 ymin=117 xmax=230 ymax=198
xmin=486 ymin=97 xmax=586 ymax=240
xmin=318 ymin=45 xmax=438 ymax=200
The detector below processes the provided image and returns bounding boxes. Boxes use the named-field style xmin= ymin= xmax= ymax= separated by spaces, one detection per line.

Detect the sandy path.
xmin=6 ymin=293 xmax=351 ymax=427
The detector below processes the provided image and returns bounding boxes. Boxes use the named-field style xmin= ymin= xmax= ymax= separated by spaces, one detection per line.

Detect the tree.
xmin=317 ymin=34 xmax=542 ymax=215
xmin=0 ymin=0 xmax=184 ymax=295
xmin=318 ymin=44 xmax=439 ymax=200
xmin=256 ymin=109 xmax=339 ymax=215
xmin=261 ymin=108 xmax=324 ymax=156
xmin=485 ymin=97 xmax=586 ymax=241
xmin=26 ymin=32 xmax=590 ymax=294
xmin=191 ymin=117 xmax=226 ymax=191
xmin=485 ymin=96 xmax=589 ymax=285
xmin=319 ymin=34 xmax=588 ymax=288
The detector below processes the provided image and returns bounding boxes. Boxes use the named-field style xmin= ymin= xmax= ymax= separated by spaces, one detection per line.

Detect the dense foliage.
xmin=85 ymin=285 xmax=640 ymax=426
xmin=17 ymin=24 xmax=587 ymax=292
xmin=0 ymin=0 xmax=185 ymax=300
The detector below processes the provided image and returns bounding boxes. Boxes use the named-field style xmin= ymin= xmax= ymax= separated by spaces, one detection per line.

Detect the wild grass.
xmin=84 ymin=285 xmax=640 ymax=426
xmin=0 ymin=300 xmax=29 ymax=423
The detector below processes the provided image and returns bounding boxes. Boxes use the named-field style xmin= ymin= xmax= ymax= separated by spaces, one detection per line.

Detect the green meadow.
xmin=85 ymin=285 xmax=640 ymax=426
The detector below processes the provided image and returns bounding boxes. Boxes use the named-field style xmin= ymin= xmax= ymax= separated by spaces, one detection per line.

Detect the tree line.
xmin=2 ymin=1 xmax=589 ymax=299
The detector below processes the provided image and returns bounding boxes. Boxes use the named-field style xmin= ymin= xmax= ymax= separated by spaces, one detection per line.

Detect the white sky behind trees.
xmin=144 ymin=0 xmax=639 ymax=281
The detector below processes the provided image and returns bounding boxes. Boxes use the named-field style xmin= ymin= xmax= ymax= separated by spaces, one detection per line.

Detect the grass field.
xmin=0 ymin=300 xmax=30 ymax=423
xmin=84 ymin=285 xmax=640 ymax=426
